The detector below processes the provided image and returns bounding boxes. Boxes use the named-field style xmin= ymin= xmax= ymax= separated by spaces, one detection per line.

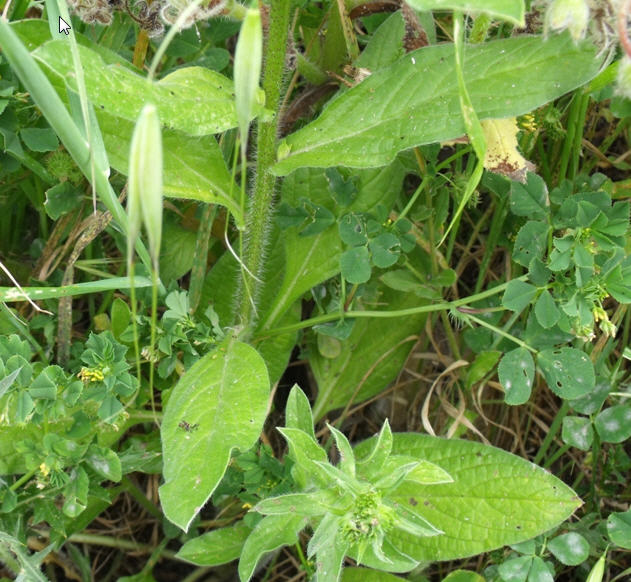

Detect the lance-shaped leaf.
xmin=160 ymin=337 xmax=269 ymax=531
xmin=328 ymin=424 xmax=356 ymax=476
xmin=285 ymin=384 xmax=315 ymax=439
xmin=254 ymin=491 xmax=338 ymax=516
xmin=354 ymin=433 xmax=582 ymax=561
xmin=239 ymin=514 xmax=307 ymax=582
xmin=32 ymin=41 xmax=261 ymax=136
xmin=273 ymin=33 xmax=600 ymax=175
xmin=356 ymin=419 xmax=393 ymax=478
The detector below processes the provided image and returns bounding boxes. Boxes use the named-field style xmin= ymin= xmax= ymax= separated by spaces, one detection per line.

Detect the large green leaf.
xmin=32 ymin=40 xmax=258 ymax=136
xmin=99 ymin=113 xmax=241 ymax=225
xmin=354 ymin=434 xmax=581 ymax=561
xmin=311 ymin=280 xmax=428 ymax=420
xmin=273 ymin=33 xmax=600 ymax=175
xmin=406 ymin=0 xmax=524 ymax=25
xmin=159 ymin=337 xmax=270 ymax=531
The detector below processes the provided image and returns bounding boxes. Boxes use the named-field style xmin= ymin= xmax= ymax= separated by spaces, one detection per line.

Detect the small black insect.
xmin=178 ymin=420 xmax=199 ymax=432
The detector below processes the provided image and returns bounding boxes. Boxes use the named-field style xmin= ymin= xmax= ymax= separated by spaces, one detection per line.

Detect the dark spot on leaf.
xmin=409 ymin=497 xmax=418 ymax=506
xmin=516 ymin=525 xmax=522 ymax=530
xmin=424 ymin=500 xmax=430 ymax=506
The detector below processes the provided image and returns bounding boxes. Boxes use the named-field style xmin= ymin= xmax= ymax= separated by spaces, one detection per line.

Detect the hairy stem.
xmin=237 ymin=0 xmax=291 ymax=338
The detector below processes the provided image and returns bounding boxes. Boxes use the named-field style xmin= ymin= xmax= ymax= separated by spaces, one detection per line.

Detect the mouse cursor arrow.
xmin=59 ymin=17 xmax=71 ymax=35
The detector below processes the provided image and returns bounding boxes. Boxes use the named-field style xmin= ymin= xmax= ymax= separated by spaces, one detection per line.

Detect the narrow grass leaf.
xmin=0 ymin=277 xmax=152 ymax=302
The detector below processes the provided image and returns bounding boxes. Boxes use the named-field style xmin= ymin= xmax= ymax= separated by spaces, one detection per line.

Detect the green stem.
xmin=149 ymin=266 xmax=159 ymax=425
xmin=398 ymin=175 xmax=431 ymax=221
xmin=533 ymin=400 xmax=570 ymax=465
xmin=558 ymin=93 xmax=581 ymax=183
xmin=121 ymin=476 xmax=162 ymax=519
xmin=569 ymin=92 xmax=590 ymax=179
xmin=475 ymin=194 xmax=508 ymax=293
xmin=189 ymin=204 xmax=217 ymax=314
xmin=258 ymin=276 xmax=526 ymax=338
xmin=9 ymin=468 xmax=37 ymax=491
xmin=237 ymin=0 xmax=292 ymax=337
xmin=465 ymin=312 xmax=537 ymax=353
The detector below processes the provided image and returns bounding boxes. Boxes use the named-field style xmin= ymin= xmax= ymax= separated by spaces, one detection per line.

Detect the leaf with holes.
xmin=509 ymin=173 xmax=549 ymax=219
xmin=537 ymin=348 xmax=594 ymax=399
xmin=498 ymin=347 xmax=535 ymax=405
xmin=159 ymin=337 xmax=269 ymax=531
xmin=513 ymin=221 xmax=549 ymax=267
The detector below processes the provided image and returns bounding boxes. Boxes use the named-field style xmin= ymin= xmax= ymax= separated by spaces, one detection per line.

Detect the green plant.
xmin=175 ymin=386 xmax=580 ymax=581
xmin=1 ymin=0 xmax=630 ymax=579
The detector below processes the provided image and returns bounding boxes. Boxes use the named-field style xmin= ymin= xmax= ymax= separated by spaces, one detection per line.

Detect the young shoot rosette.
xmin=127 ymin=103 xmax=164 ymax=270
xmin=238 ymin=387 xmax=452 ymax=582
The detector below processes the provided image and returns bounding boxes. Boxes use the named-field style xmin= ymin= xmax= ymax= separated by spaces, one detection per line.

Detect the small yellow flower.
xmin=242 ymin=502 xmax=253 ymax=510
xmin=39 ymin=462 xmax=50 ymax=477
xmin=517 ymin=114 xmax=537 ymax=133
xmin=78 ymin=367 xmax=105 ymax=383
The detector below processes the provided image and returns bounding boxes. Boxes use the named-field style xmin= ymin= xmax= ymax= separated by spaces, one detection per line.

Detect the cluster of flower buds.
xmin=160 ymin=0 xmax=225 ymax=29
xmin=67 ymin=0 xmax=120 ymax=26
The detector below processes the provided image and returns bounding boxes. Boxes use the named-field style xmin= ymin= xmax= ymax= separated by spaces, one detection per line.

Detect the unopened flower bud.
xmin=234 ymin=8 xmax=263 ymax=156
xmin=546 ymin=0 xmax=589 ymax=42
xmin=128 ymin=103 xmax=163 ymax=269
xmin=617 ymin=55 xmax=631 ymax=100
